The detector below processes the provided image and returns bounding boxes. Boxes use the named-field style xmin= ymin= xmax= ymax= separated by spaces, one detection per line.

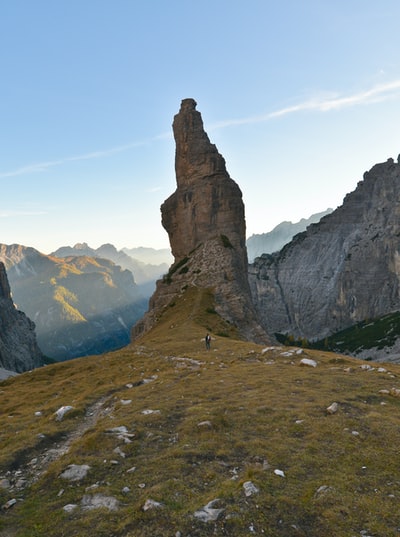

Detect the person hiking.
xmin=205 ymin=333 xmax=211 ymax=350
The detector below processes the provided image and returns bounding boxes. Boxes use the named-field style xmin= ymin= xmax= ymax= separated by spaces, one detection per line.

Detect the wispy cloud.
xmin=0 ymin=139 xmax=152 ymax=179
xmin=0 ymin=210 xmax=46 ymax=218
xmin=210 ymin=79 xmax=400 ymax=129
xmin=1 ymin=80 xmax=400 ymax=179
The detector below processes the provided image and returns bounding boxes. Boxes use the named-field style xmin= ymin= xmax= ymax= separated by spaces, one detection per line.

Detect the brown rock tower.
xmin=132 ymin=99 xmax=269 ymax=343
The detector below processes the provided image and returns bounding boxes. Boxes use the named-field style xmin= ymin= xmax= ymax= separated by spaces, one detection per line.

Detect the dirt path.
xmin=6 ymin=394 xmax=115 ymax=493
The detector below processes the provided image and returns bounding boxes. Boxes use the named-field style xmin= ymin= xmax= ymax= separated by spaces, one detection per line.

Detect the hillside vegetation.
xmin=1 ymin=286 xmax=400 ymax=536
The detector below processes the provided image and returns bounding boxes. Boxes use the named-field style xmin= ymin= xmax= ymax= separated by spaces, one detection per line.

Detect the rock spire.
xmin=162 ymin=98 xmax=247 ymax=267
xmin=132 ymin=99 xmax=269 ymax=343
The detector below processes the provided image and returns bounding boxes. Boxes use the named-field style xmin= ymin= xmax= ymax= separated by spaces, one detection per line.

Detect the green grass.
xmin=1 ymin=287 xmax=400 ymax=535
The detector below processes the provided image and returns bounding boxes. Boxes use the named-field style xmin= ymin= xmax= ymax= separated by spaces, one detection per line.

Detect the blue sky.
xmin=2 ymin=1 xmax=400 ymax=254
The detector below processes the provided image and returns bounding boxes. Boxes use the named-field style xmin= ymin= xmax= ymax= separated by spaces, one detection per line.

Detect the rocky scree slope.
xmin=249 ymin=157 xmax=400 ymax=353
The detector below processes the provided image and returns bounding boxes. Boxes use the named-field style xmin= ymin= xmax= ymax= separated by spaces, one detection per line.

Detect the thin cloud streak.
xmin=211 ymin=79 xmax=400 ymax=129
xmin=0 ymin=210 xmax=47 ymax=218
xmin=1 ymin=80 xmax=400 ymax=179
xmin=0 ymin=139 xmax=152 ymax=179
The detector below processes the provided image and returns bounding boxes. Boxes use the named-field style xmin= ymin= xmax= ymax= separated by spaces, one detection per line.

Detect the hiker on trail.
xmin=205 ymin=333 xmax=211 ymax=350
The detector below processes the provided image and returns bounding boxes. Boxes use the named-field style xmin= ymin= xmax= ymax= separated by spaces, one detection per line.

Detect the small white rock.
xmin=243 ymin=481 xmax=259 ymax=496
xmin=274 ymin=469 xmax=285 ymax=478
xmin=326 ymin=402 xmax=339 ymax=414
xmin=54 ymin=405 xmax=74 ymax=421
xmin=193 ymin=499 xmax=224 ymax=522
xmin=197 ymin=420 xmax=212 ymax=428
xmin=126 ymin=466 xmax=137 ymax=473
xmin=300 ymin=358 xmax=317 ymax=368
xmin=143 ymin=498 xmax=163 ymax=511
xmin=63 ymin=504 xmax=78 ymax=513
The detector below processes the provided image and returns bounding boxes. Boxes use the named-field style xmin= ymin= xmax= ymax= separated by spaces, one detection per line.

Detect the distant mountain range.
xmin=0 ymin=244 xmax=147 ymax=361
xmin=246 ymin=209 xmax=333 ymax=262
xmin=51 ymin=242 xmax=172 ymax=297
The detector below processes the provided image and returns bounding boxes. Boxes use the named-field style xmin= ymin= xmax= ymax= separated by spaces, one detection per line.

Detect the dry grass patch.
xmin=2 ymin=288 xmax=400 ymax=535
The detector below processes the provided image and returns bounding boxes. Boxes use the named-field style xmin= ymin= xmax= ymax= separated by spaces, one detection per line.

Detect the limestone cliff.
xmin=132 ymin=99 xmax=269 ymax=344
xmin=0 ymin=261 xmax=43 ymax=372
xmin=249 ymin=157 xmax=400 ymax=343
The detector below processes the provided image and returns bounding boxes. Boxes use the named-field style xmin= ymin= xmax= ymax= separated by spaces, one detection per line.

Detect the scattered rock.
xmin=0 ymin=478 xmax=10 ymax=489
xmin=106 ymin=425 xmax=135 ymax=443
xmin=126 ymin=466 xmax=136 ymax=473
xmin=390 ymin=388 xmax=400 ymax=398
xmin=59 ymin=464 xmax=90 ymax=482
xmin=194 ymin=499 xmax=224 ymax=522
xmin=63 ymin=504 xmax=78 ymax=513
xmin=55 ymin=405 xmax=74 ymax=421
xmin=143 ymin=498 xmax=163 ymax=511
xmin=141 ymin=409 xmax=160 ymax=415
xmin=360 ymin=364 xmax=375 ymax=371
xmin=85 ymin=483 xmax=99 ymax=492
xmin=122 ymin=486 xmax=130 ymax=494
xmin=314 ymin=485 xmax=334 ymax=498
xmin=326 ymin=402 xmax=339 ymax=414
xmin=113 ymin=447 xmax=126 ymax=458
xmin=274 ymin=469 xmax=285 ymax=478
xmin=197 ymin=420 xmax=212 ymax=428
xmin=243 ymin=481 xmax=259 ymax=496
xmin=81 ymin=494 xmax=119 ymax=511
xmin=34 ymin=411 xmax=42 ymax=417
xmin=300 ymin=358 xmax=317 ymax=368
xmin=120 ymin=399 xmax=132 ymax=405
xmin=2 ymin=498 xmax=17 ymax=510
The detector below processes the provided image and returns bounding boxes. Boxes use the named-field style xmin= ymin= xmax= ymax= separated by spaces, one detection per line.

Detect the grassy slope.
xmin=1 ymin=286 xmax=400 ymax=536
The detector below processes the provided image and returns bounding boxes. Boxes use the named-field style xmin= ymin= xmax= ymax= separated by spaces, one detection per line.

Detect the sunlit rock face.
xmin=249 ymin=157 xmax=400 ymax=342
xmin=162 ymin=98 xmax=247 ymax=271
xmin=0 ymin=262 xmax=43 ymax=372
xmin=132 ymin=99 xmax=270 ymax=344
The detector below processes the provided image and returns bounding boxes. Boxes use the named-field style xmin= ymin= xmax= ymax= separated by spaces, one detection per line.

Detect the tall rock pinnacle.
xmin=161 ymin=99 xmax=247 ymax=271
xmin=132 ymin=99 xmax=269 ymax=344
xmin=162 ymin=98 xmax=247 ymax=269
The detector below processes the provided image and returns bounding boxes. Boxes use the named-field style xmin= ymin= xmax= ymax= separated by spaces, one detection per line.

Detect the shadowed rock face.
xmin=133 ymin=99 xmax=269 ymax=344
xmin=0 ymin=262 xmax=43 ymax=372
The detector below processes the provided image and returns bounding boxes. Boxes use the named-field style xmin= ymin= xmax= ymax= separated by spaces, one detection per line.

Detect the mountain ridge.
xmin=249 ymin=156 xmax=400 ymax=362
xmin=0 ymin=244 xmax=146 ymax=361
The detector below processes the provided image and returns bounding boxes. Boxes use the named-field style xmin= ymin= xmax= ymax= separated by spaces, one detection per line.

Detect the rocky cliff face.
xmin=249 ymin=157 xmax=400 ymax=342
xmin=0 ymin=261 xmax=43 ymax=372
xmin=133 ymin=98 xmax=269 ymax=344
xmin=246 ymin=209 xmax=332 ymax=262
